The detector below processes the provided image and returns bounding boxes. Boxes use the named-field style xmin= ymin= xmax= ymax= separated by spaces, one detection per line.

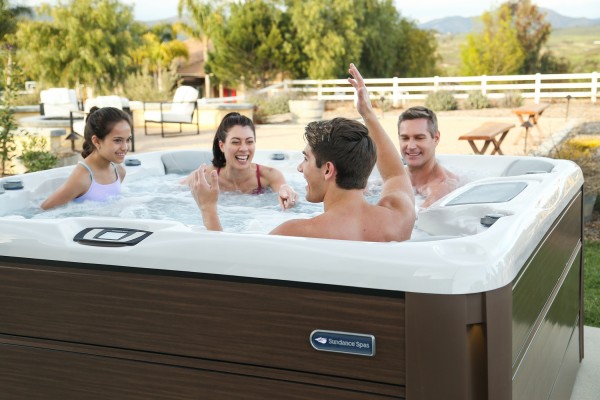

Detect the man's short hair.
xmin=397 ymin=106 xmax=438 ymax=138
xmin=304 ymin=118 xmax=376 ymax=190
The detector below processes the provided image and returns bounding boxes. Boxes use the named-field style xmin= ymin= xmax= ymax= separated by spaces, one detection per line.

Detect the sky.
xmin=16 ymin=0 xmax=600 ymax=23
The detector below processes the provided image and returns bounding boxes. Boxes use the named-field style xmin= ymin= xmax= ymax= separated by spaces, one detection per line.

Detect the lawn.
xmin=585 ymin=240 xmax=600 ymax=327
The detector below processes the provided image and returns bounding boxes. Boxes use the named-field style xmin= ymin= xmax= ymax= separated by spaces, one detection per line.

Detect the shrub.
xmin=376 ymin=92 xmax=393 ymax=116
xmin=465 ymin=91 xmax=490 ymax=109
xmin=249 ymin=91 xmax=293 ymax=123
xmin=551 ymin=136 xmax=600 ymax=194
xmin=123 ymin=67 xmax=181 ymax=102
xmin=18 ymin=136 xmax=58 ymax=172
xmin=12 ymin=88 xmax=42 ymax=106
xmin=425 ymin=91 xmax=457 ymax=111
xmin=501 ymin=90 xmax=523 ymax=108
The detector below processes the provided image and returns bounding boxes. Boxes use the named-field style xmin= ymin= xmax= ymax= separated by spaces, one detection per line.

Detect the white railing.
xmin=208 ymin=72 xmax=599 ymax=105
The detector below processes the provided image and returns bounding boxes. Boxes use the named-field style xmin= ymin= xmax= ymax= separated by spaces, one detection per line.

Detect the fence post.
xmin=433 ymin=76 xmax=440 ymax=92
xmin=392 ymin=77 xmax=400 ymax=108
xmin=592 ymin=71 xmax=598 ymax=103
xmin=534 ymin=73 xmax=541 ymax=104
xmin=283 ymin=80 xmax=289 ymax=91
xmin=317 ymin=81 xmax=323 ymax=100
xmin=481 ymin=75 xmax=487 ymax=95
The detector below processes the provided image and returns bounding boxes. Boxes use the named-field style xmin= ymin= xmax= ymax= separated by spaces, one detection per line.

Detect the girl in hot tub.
xmin=41 ymin=107 xmax=132 ymax=210
xmin=181 ymin=112 xmax=298 ymax=210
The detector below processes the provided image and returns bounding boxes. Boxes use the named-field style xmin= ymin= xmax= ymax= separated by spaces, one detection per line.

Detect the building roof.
xmin=176 ymin=38 xmax=209 ymax=78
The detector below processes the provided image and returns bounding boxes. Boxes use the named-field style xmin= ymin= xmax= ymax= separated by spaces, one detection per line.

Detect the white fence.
xmin=203 ymin=72 xmax=598 ymax=105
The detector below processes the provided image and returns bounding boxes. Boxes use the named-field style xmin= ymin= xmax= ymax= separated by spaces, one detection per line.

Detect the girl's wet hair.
xmin=212 ymin=112 xmax=256 ymax=168
xmin=81 ymin=106 xmax=132 ymax=158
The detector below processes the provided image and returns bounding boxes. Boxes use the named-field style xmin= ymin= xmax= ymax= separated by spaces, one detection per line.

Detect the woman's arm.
xmin=189 ymin=164 xmax=223 ymax=231
xmin=261 ymin=165 xmax=298 ymax=210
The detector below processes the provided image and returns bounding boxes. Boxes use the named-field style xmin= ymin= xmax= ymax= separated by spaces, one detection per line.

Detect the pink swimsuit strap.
xmin=216 ymin=164 xmax=264 ymax=195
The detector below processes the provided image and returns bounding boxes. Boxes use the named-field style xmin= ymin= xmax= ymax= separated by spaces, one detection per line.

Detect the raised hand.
xmin=188 ymin=164 xmax=223 ymax=231
xmin=347 ymin=63 xmax=375 ymax=119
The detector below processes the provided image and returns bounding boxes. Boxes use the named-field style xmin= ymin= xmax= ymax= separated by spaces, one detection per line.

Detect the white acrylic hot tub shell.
xmin=0 ymin=150 xmax=583 ymax=295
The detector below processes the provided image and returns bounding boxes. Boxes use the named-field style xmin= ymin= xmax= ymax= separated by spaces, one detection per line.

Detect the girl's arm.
xmin=40 ymin=166 xmax=91 ymax=210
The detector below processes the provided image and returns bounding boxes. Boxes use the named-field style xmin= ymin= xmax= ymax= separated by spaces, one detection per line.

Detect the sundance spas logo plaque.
xmin=310 ymin=330 xmax=375 ymax=357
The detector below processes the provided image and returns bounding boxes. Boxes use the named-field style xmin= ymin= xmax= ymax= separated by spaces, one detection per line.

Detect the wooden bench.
xmin=458 ymin=122 xmax=515 ymax=155
xmin=512 ymin=102 xmax=550 ymax=145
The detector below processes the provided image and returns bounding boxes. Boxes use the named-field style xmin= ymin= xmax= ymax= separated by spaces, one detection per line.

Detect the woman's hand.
xmin=278 ymin=183 xmax=298 ymax=210
xmin=189 ymin=164 xmax=220 ymax=210
xmin=188 ymin=164 xmax=223 ymax=231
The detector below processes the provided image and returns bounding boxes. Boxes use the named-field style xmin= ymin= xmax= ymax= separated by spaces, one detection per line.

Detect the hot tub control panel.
xmin=73 ymin=227 xmax=152 ymax=247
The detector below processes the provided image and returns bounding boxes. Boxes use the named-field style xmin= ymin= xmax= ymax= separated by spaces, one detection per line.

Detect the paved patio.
xmin=132 ymin=107 xmax=577 ymax=157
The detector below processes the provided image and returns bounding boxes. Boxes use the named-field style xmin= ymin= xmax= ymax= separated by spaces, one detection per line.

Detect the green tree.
xmin=0 ymin=0 xmax=32 ymax=40
xmin=286 ymin=0 xmax=362 ymax=79
xmin=205 ymin=0 xmax=296 ymax=88
xmin=1 ymin=0 xmax=32 ymax=89
xmin=0 ymin=90 xmax=17 ymax=175
xmin=460 ymin=4 xmax=525 ymax=76
xmin=539 ymin=52 xmax=571 ymax=73
xmin=357 ymin=0 xmax=438 ymax=78
xmin=178 ymin=0 xmax=217 ymax=97
xmin=506 ymin=0 xmax=552 ymax=74
xmin=0 ymin=1 xmax=31 ymax=175
xmin=14 ymin=0 xmax=135 ymax=94
xmin=130 ymin=24 xmax=188 ymax=92
xmin=0 ymin=60 xmax=23 ymax=175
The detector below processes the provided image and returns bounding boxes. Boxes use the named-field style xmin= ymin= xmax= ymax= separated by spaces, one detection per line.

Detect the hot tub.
xmin=0 ymin=150 xmax=584 ymax=400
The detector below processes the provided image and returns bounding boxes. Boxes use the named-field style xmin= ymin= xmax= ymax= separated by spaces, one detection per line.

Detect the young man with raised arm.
xmin=189 ymin=63 xmax=415 ymax=241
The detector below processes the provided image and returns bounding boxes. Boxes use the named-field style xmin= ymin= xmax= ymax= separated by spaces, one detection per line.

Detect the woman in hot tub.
xmin=181 ymin=112 xmax=298 ymax=210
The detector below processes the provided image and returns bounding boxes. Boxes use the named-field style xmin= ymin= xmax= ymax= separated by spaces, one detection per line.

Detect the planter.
xmin=583 ymin=193 xmax=597 ymax=223
xmin=196 ymin=102 xmax=254 ymax=130
xmin=288 ymin=99 xmax=325 ymax=124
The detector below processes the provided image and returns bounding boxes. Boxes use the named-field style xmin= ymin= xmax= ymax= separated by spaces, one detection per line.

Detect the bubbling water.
xmin=2 ymin=169 xmax=445 ymax=239
xmin=7 ymin=173 xmax=394 ymax=234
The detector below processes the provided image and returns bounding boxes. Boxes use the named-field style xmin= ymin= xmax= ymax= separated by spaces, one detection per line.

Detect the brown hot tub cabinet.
xmin=0 ymin=151 xmax=584 ymax=399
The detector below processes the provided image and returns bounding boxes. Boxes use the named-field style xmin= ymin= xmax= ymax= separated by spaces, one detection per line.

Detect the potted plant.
xmin=288 ymin=91 xmax=324 ymax=124
xmin=17 ymin=135 xmax=59 ymax=173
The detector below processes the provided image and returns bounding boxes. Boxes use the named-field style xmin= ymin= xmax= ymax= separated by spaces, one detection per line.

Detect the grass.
xmin=585 ymin=241 xmax=600 ymax=327
xmin=546 ymin=26 xmax=600 ymax=73
xmin=434 ymin=25 xmax=600 ymax=75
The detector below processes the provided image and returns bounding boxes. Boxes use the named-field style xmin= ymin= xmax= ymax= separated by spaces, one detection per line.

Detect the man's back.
xmin=271 ymin=187 xmax=414 ymax=241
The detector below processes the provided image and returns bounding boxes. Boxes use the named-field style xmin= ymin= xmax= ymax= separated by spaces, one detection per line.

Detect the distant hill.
xmin=419 ymin=16 xmax=480 ymax=35
xmin=140 ymin=15 xmax=192 ymax=27
xmin=419 ymin=7 xmax=600 ymax=34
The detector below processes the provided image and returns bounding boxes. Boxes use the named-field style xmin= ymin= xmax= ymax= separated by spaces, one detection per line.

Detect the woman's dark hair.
xmin=212 ymin=112 xmax=256 ymax=168
xmin=81 ymin=106 xmax=132 ymax=158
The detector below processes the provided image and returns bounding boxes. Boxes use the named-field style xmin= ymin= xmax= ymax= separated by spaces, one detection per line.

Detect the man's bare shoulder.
xmin=270 ymin=217 xmax=323 ymax=238
xmin=429 ymin=163 xmax=458 ymax=184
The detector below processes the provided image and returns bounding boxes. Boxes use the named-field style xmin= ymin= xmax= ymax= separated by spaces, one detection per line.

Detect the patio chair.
xmin=39 ymin=88 xmax=81 ymax=118
xmin=142 ymin=86 xmax=200 ymax=137
xmin=70 ymin=96 xmax=136 ymax=152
